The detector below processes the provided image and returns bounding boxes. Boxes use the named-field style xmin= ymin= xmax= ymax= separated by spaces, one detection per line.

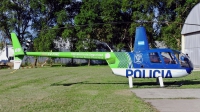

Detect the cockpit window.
xmin=149 ymin=52 xmax=161 ymax=63
xmin=172 ymin=50 xmax=193 ymax=68
xmin=161 ymin=52 xmax=177 ymax=64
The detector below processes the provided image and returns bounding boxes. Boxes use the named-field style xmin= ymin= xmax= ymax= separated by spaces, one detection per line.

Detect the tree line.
xmin=0 ymin=0 xmax=199 ymax=52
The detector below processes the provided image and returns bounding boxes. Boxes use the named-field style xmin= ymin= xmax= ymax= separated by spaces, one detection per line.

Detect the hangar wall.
xmin=183 ymin=33 xmax=200 ymax=68
xmin=181 ymin=3 xmax=200 ymax=68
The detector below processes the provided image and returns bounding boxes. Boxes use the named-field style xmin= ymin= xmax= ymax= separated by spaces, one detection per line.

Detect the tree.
xmin=0 ymin=32 xmax=8 ymax=50
xmin=61 ymin=1 xmax=82 ymax=65
xmin=156 ymin=0 xmax=199 ymax=50
xmin=100 ymin=0 xmax=133 ymax=51
xmin=124 ymin=0 xmax=160 ymax=49
xmin=74 ymin=0 xmax=134 ymax=52
xmin=0 ymin=0 xmax=33 ymax=44
xmin=0 ymin=0 xmax=198 ymax=65
xmin=30 ymin=0 xmax=69 ymax=51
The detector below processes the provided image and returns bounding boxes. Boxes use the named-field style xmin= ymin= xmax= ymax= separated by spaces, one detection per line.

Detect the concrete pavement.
xmin=131 ymin=88 xmax=200 ymax=112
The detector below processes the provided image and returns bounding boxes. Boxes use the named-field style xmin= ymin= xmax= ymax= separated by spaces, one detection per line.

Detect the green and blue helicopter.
xmin=11 ymin=26 xmax=193 ymax=88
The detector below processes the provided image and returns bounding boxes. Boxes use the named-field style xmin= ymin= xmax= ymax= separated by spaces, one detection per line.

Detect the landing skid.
xmin=128 ymin=76 xmax=133 ymax=88
xmin=157 ymin=76 xmax=164 ymax=87
xmin=128 ymin=76 xmax=165 ymax=88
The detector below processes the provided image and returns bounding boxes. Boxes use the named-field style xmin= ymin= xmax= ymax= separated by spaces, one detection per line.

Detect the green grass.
xmin=0 ymin=66 xmax=159 ymax=112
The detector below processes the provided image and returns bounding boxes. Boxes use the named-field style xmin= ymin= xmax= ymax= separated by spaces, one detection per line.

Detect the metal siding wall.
xmin=184 ymin=34 xmax=200 ymax=68
xmin=181 ymin=3 xmax=200 ymax=34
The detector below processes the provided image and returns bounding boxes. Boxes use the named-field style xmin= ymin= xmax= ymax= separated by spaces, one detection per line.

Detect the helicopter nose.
xmin=186 ymin=67 xmax=193 ymax=74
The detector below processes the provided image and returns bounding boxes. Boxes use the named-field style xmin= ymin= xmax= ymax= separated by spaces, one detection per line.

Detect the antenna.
xmin=105 ymin=43 xmax=113 ymax=52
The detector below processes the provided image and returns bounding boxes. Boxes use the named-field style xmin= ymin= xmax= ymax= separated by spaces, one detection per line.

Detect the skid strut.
xmin=128 ymin=76 xmax=164 ymax=88
xmin=128 ymin=76 xmax=133 ymax=88
xmin=158 ymin=76 xmax=164 ymax=87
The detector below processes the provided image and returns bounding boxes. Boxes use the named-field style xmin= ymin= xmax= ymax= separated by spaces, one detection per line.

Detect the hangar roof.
xmin=181 ymin=3 xmax=200 ymax=35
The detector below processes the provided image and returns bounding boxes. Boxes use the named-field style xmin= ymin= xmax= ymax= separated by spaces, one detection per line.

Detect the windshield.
xmin=172 ymin=50 xmax=193 ymax=68
xmin=161 ymin=52 xmax=177 ymax=64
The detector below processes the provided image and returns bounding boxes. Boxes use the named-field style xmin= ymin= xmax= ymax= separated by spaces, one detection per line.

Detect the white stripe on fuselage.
xmin=111 ymin=68 xmax=189 ymax=78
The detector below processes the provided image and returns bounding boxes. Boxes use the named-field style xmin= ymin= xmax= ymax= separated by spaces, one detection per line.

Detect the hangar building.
xmin=181 ymin=3 xmax=200 ymax=68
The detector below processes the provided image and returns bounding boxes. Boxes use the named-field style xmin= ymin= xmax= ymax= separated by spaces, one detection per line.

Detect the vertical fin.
xmin=134 ymin=26 xmax=149 ymax=51
xmin=11 ymin=33 xmax=24 ymax=69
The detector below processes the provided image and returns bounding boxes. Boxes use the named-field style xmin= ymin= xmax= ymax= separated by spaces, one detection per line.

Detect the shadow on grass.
xmin=135 ymin=80 xmax=200 ymax=87
xmin=50 ymin=82 xmax=85 ymax=86
xmin=50 ymin=80 xmax=200 ymax=87
xmin=50 ymin=81 xmax=127 ymax=86
xmin=172 ymin=80 xmax=200 ymax=86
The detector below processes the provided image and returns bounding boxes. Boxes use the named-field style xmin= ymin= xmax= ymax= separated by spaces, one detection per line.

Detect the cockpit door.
xmin=160 ymin=51 xmax=179 ymax=68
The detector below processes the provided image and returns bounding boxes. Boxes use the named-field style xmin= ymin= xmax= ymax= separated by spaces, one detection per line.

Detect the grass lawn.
xmin=0 ymin=66 xmax=157 ymax=112
xmin=0 ymin=66 xmax=199 ymax=112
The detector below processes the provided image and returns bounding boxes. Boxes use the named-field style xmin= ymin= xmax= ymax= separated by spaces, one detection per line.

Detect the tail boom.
xmin=25 ymin=52 xmax=108 ymax=60
xmin=11 ymin=32 xmax=133 ymax=71
xmin=25 ymin=52 xmax=132 ymax=69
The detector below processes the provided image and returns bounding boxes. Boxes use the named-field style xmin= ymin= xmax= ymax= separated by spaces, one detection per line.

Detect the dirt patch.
xmin=81 ymin=90 xmax=99 ymax=95
xmin=114 ymin=89 xmax=133 ymax=96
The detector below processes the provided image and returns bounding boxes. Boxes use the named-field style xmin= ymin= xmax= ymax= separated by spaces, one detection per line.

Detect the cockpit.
xmin=172 ymin=50 xmax=193 ymax=69
xmin=149 ymin=51 xmax=177 ymax=64
xmin=148 ymin=49 xmax=193 ymax=72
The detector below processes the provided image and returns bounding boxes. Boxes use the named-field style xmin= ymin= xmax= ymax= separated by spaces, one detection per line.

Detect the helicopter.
xmin=11 ymin=26 xmax=194 ymax=88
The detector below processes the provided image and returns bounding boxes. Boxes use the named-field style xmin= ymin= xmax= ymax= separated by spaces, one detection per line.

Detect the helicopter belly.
xmin=111 ymin=68 xmax=189 ymax=78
